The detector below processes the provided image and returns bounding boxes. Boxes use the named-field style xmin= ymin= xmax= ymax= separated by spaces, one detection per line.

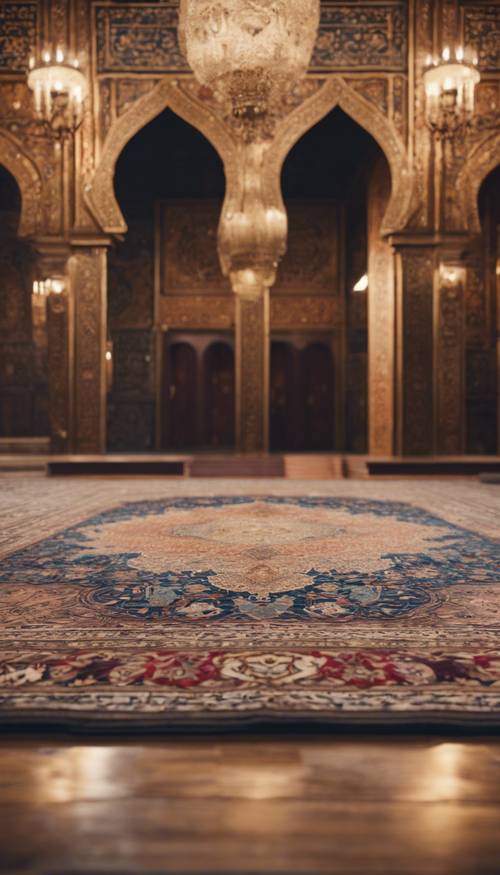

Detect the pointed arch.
xmin=86 ymin=79 xmax=238 ymax=234
xmin=0 ymin=131 xmax=42 ymax=237
xmin=268 ymin=77 xmax=417 ymax=236
xmin=456 ymin=130 xmax=500 ymax=233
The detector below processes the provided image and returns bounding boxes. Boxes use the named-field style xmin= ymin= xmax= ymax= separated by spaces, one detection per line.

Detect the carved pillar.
xmin=368 ymin=157 xmax=395 ymax=455
xmin=235 ymin=285 xmax=270 ymax=453
xmin=434 ymin=259 xmax=465 ymax=453
xmin=219 ymin=141 xmax=286 ymax=453
xmin=68 ymin=244 xmax=108 ymax=454
xmin=395 ymin=242 xmax=436 ymax=455
xmin=46 ymin=285 xmax=73 ymax=454
xmin=35 ymin=241 xmax=73 ymax=453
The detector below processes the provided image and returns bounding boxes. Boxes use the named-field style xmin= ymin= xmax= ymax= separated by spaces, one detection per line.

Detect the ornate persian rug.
xmin=0 ymin=493 xmax=499 ymax=729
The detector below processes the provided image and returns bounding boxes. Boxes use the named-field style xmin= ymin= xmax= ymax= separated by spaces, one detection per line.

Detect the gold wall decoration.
xmin=269 ymin=77 xmax=417 ymax=237
xmin=270 ymin=296 xmax=343 ymax=330
xmin=274 ymin=202 xmax=339 ymax=294
xmin=86 ymin=78 xmax=238 ymax=234
xmin=463 ymin=3 xmax=500 ymax=73
xmin=159 ymin=296 xmax=235 ymax=330
xmin=157 ymin=200 xmax=231 ymax=295
xmin=0 ymin=131 xmax=42 ymax=237
xmin=455 ymin=130 xmax=500 ymax=232
xmin=312 ymin=2 xmax=407 ymax=72
xmin=0 ymin=3 xmax=37 ymax=74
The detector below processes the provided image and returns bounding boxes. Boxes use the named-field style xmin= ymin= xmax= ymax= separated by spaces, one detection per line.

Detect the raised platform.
xmin=367 ymin=456 xmax=500 ymax=477
xmin=47 ymin=455 xmax=188 ymax=477
xmin=39 ymin=453 xmax=500 ymax=479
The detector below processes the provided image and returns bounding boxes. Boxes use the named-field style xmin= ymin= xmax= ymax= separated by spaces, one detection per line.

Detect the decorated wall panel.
xmin=157 ymin=200 xmax=230 ymax=295
xmin=463 ymin=3 xmax=500 ymax=73
xmin=0 ymin=3 xmax=37 ymax=74
xmin=92 ymin=1 xmax=407 ymax=75
xmin=274 ymin=202 xmax=339 ymax=294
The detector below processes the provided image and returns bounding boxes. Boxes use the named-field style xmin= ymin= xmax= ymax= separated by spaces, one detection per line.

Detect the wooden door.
xmin=302 ymin=342 xmax=335 ymax=450
xmin=270 ymin=341 xmax=295 ymax=451
xmin=204 ymin=342 xmax=235 ymax=449
xmin=164 ymin=341 xmax=198 ymax=449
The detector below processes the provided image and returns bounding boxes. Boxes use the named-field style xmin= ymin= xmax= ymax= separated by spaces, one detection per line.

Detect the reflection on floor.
xmin=1 ymin=735 xmax=500 ymax=874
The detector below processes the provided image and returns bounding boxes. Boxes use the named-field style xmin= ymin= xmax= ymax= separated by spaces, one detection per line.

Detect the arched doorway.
xmin=466 ymin=164 xmax=500 ymax=454
xmin=108 ymin=108 xmax=233 ymax=452
xmin=0 ymin=165 xmax=47 ymax=441
xmin=273 ymin=107 xmax=391 ymax=453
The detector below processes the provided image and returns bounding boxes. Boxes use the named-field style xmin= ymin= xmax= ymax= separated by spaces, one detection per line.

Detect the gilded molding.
xmin=269 ymin=77 xmax=417 ymax=236
xmin=86 ymin=79 xmax=238 ymax=235
xmin=0 ymin=131 xmax=43 ymax=237
xmin=456 ymin=130 xmax=500 ymax=233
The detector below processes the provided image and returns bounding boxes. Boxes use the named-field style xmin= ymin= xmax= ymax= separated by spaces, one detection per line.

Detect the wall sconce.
xmin=27 ymin=47 xmax=87 ymax=140
xmin=33 ymin=277 xmax=66 ymax=296
xmin=424 ymin=46 xmax=480 ymax=138
xmin=439 ymin=263 xmax=465 ymax=287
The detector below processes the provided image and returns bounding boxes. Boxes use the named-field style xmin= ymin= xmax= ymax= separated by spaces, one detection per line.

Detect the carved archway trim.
xmin=456 ymin=131 xmax=500 ymax=233
xmin=86 ymin=79 xmax=237 ymax=234
xmin=0 ymin=130 xmax=43 ymax=237
xmin=268 ymin=77 xmax=417 ymax=236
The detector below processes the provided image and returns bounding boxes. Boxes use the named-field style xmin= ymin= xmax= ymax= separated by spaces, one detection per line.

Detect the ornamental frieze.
xmin=270 ymin=296 xmax=343 ymax=329
xmin=312 ymin=2 xmax=407 ymax=71
xmin=464 ymin=4 xmax=500 ymax=73
xmin=93 ymin=2 xmax=407 ymax=75
xmin=95 ymin=4 xmax=186 ymax=74
xmin=0 ymin=3 xmax=37 ymax=74
xmin=159 ymin=296 xmax=235 ymax=330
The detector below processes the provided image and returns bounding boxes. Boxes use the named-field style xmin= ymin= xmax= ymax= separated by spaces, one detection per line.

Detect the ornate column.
xmin=219 ymin=142 xmax=286 ymax=453
xmin=67 ymin=242 xmax=108 ymax=454
xmin=368 ymin=157 xmax=396 ymax=456
xmin=434 ymin=254 xmax=465 ymax=453
xmin=35 ymin=240 xmax=73 ymax=454
xmin=234 ymin=277 xmax=270 ymax=453
xmin=394 ymin=241 xmax=436 ymax=456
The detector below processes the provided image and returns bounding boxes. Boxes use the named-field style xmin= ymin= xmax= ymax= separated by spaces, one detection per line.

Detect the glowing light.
xmin=353 ymin=274 xmax=369 ymax=292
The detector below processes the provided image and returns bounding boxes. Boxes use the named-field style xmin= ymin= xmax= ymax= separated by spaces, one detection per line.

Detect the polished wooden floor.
xmin=1 ymin=735 xmax=500 ymax=874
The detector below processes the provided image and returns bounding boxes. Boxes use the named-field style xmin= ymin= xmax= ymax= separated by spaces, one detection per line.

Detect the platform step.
xmin=47 ymin=456 xmax=186 ymax=476
xmin=367 ymin=457 xmax=500 ymax=476
xmin=283 ymin=455 xmax=345 ymax=479
xmin=189 ymin=456 xmax=285 ymax=478
xmin=0 ymin=437 xmax=50 ymax=455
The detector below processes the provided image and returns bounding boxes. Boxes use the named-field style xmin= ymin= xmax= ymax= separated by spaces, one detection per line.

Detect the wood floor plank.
xmin=1 ymin=737 xmax=500 ymax=874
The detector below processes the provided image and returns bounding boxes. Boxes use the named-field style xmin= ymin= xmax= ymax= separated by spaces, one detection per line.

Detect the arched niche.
xmin=268 ymin=77 xmax=416 ymax=236
xmin=0 ymin=131 xmax=42 ymax=237
xmin=86 ymin=79 xmax=237 ymax=235
xmin=456 ymin=131 xmax=500 ymax=233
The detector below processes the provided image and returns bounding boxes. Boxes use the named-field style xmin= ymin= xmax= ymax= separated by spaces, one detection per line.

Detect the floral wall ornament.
xmin=178 ymin=0 xmax=320 ymax=140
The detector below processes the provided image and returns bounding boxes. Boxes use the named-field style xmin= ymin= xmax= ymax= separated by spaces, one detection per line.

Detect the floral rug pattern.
xmin=0 ymin=496 xmax=499 ymax=728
